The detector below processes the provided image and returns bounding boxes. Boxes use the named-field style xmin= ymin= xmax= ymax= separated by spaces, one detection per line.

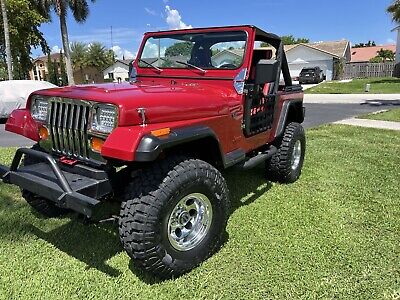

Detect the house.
xmin=211 ymin=49 xmax=244 ymax=67
xmin=103 ymin=59 xmax=133 ymax=82
xmin=283 ymin=40 xmax=351 ymax=81
xmin=351 ymin=45 xmax=396 ymax=63
xmin=29 ymin=53 xmax=104 ymax=84
xmin=74 ymin=66 xmax=104 ymax=84
xmin=29 ymin=53 xmax=61 ymax=81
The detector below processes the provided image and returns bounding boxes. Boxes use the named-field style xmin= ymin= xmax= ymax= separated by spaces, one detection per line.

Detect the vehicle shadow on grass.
xmin=29 ymin=219 xmax=123 ymax=277
xmin=26 ymin=166 xmax=272 ymax=282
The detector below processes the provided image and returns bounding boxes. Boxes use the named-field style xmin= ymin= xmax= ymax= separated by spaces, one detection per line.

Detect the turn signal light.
xmin=39 ymin=126 xmax=49 ymax=140
xmin=91 ymin=137 xmax=105 ymax=152
xmin=151 ymin=128 xmax=171 ymax=137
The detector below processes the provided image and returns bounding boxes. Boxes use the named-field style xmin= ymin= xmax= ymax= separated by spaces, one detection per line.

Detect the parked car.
xmin=299 ymin=67 xmax=324 ymax=84
xmin=0 ymin=80 xmax=56 ymax=119
xmin=0 ymin=25 xmax=305 ymax=279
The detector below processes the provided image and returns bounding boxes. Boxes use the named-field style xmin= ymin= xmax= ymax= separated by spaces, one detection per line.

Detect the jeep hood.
xmin=32 ymin=81 xmax=237 ymax=126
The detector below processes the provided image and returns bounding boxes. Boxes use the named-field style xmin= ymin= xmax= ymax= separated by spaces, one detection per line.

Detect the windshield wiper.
xmin=174 ymin=60 xmax=206 ymax=74
xmin=137 ymin=58 xmax=163 ymax=73
xmin=159 ymin=57 xmax=206 ymax=74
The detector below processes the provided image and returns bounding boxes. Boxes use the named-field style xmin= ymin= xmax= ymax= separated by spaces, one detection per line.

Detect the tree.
xmin=165 ymin=41 xmax=193 ymax=57
xmin=70 ymin=41 xmax=87 ymax=79
xmin=34 ymin=0 xmax=96 ymax=85
xmin=260 ymin=35 xmax=310 ymax=47
xmin=59 ymin=51 xmax=67 ymax=85
xmin=52 ymin=59 xmax=59 ymax=85
xmin=86 ymin=42 xmax=113 ymax=70
xmin=354 ymin=41 xmax=376 ymax=48
xmin=370 ymin=48 xmax=396 ymax=62
xmin=0 ymin=0 xmax=49 ymax=79
xmin=387 ymin=0 xmax=400 ymax=23
xmin=281 ymin=35 xmax=309 ymax=45
xmin=0 ymin=0 xmax=12 ymax=79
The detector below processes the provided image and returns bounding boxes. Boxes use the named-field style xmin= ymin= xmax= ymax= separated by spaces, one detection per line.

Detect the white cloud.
xmin=112 ymin=45 xmax=136 ymax=60
xmin=165 ymin=5 xmax=192 ymax=30
xmin=141 ymin=42 xmax=166 ymax=58
xmin=51 ymin=45 xmax=62 ymax=54
xmin=386 ymin=38 xmax=396 ymax=44
xmin=145 ymin=7 xmax=157 ymax=16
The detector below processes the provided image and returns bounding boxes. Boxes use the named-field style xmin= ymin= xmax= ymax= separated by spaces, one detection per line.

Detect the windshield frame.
xmin=136 ymin=30 xmax=249 ymax=72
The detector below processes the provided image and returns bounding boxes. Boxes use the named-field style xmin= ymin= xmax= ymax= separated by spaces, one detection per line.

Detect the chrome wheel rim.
xmin=167 ymin=193 xmax=213 ymax=252
xmin=291 ymin=140 xmax=302 ymax=170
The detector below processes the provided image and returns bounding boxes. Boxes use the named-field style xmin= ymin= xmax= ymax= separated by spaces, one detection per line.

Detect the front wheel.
xmin=118 ymin=156 xmax=230 ymax=278
xmin=266 ymin=122 xmax=306 ymax=183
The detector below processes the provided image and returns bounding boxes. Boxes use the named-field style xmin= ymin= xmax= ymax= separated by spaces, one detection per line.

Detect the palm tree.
xmin=86 ymin=42 xmax=113 ymax=70
xmin=1 ymin=0 xmax=12 ymax=80
xmin=377 ymin=49 xmax=395 ymax=61
xmin=33 ymin=0 xmax=96 ymax=85
xmin=71 ymin=41 xmax=87 ymax=76
xmin=387 ymin=0 xmax=400 ymax=22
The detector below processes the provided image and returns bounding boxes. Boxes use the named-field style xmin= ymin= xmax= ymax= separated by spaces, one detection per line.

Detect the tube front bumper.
xmin=0 ymin=148 xmax=112 ymax=217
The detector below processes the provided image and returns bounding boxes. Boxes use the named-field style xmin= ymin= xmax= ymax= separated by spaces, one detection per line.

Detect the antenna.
xmin=111 ymin=26 xmax=114 ymax=49
xmin=111 ymin=26 xmax=115 ymax=60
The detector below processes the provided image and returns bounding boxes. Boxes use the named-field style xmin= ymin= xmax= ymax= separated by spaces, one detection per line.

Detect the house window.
xmin=108 ymin=73 xmax=114 ymax=80
xmin=39 ymin=63 xmax=43 ymax=68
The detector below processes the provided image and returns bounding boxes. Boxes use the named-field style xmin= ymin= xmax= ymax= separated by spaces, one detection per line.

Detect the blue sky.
xmin=34 ymin=0 xmax=398 ymax=59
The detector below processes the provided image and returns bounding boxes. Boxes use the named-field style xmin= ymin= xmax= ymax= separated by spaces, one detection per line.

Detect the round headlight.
xmin=91 ymin=104 xmax=117 ymax=134
xmin=31 ymin=96 xmax=49 ymax=122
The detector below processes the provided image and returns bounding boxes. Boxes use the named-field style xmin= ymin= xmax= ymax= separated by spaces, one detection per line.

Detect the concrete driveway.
xmin=0 ymin=121 xmax=34 ymax=147
xmin=293 ymin=80 xmax=321 ymax=91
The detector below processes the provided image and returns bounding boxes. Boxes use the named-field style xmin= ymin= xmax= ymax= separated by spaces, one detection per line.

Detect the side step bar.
xmin=237 ymin=146 xmax=277 ymax=170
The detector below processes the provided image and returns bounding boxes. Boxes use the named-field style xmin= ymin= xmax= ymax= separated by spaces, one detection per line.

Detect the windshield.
xmin=138 ymin=31 xmax=247 ymax=70
xmin=301 ymin=68 xmax=316 ymax=73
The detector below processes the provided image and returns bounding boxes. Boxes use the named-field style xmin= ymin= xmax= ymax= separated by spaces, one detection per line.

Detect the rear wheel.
xmin=118 ymin=155 xmax=230 ymax=278
xmin=22 ymin=144 xmax=69 ymax=218
xmin=266 ymin=122 xmax=306 ymax=183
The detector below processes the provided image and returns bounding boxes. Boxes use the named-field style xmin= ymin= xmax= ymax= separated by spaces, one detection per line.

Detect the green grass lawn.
xmin=0 ymin=125 xmax=399 ymax=299
xmin=305 ymin=77 xmax=400 ymax=94
xmin=358 ymin=108 xmax=400 ymax=122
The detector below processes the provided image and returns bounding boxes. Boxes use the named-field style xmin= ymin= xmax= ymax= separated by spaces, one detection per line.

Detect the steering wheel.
xmin=218 ymin=63 xmax=237 ymax=69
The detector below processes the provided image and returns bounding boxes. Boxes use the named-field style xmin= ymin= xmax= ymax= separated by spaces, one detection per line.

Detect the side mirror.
xmin=255 ymin=59 xmax=278 ymax=84
xmin=129 ymin=65 xmax=137 ymax=84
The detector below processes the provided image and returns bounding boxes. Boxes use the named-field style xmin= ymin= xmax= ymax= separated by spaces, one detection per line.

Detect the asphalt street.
xmin=302 ymin=103 xmax=386 ymax=128
xmin=0 ymin=100 xmax=392 ymax=147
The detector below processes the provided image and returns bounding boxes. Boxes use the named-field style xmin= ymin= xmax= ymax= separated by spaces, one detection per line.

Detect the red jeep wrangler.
xmin=0 ymin=25 xmax=305 ymax=278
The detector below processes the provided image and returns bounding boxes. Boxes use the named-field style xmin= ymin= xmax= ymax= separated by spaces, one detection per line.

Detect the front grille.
xmin=48 ymin=98 xmax=91 ymax=160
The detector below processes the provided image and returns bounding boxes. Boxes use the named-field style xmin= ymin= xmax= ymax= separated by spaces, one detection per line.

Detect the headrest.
xmin=265 ymin=50 xmax=273 ymax=59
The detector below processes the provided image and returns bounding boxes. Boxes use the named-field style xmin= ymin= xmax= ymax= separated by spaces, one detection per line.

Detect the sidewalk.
xmin=334 ymin=118 xmax=400 ymax=131
xmin=304 ymin=94 xmax=400 ymax=104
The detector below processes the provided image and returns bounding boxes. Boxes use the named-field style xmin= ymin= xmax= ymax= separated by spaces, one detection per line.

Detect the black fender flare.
xmin=135 ymin=126 xmax=223 ymax=162
xmin=275 ymin=99 xmax=305 ymax=138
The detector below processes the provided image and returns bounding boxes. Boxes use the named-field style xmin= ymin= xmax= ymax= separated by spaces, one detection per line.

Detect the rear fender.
xmin=274 ymin=99 xmax=304 ymax=138
xmin=5 ymin=109 xmax=40 ymax=142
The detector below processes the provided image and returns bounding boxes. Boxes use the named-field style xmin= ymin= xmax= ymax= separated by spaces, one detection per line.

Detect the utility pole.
xmin=1 ymin=0 xmax=13 ymax=80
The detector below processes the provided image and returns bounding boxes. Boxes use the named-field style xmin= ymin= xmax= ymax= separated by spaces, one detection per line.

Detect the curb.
xmin=304 ymin=94 xmax=400 ymax=104
xmin=334 ymin=118 xmax=400 ymax=131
